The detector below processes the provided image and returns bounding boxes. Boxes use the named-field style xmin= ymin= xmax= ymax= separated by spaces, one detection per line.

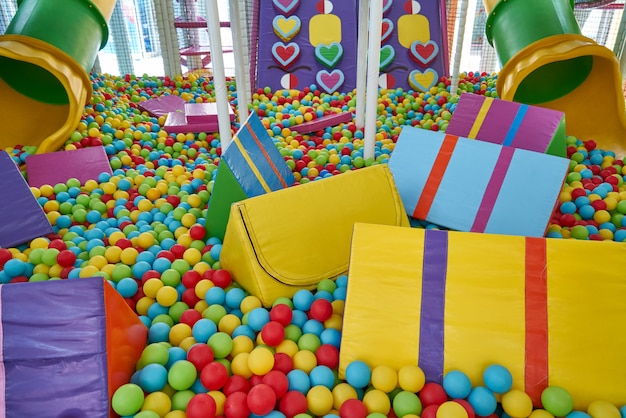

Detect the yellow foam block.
xmin=220 ymin=165 xmax=409 ymax=307
xmin=340 ymin=223 xmax=626 ymax=410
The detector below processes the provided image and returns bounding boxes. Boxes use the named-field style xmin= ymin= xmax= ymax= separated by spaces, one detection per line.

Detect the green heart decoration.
xmin=379 ymin=45 xmax=395 ymax=71
xmin=315 ymin=42 xmax=344 ymax=69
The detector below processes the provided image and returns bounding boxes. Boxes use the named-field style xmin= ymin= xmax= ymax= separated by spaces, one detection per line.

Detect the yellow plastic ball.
xmin=307 ymin=385 xmax=334 ymax=416
xmin=136 ymin=297 xmax=154 ymax=316
xmin=79 ymin=265 xmax=100 ymax=278
xmin=398 ymin=365 xmax=426 ymax=392
xmin=247 ymin=346 xmax=275 ymax=376
xmin=240 ymin=295 xmax=263 ymax=313
xmin=164 ymin=411 xmax=187 ymax=418
xmin=587 ymin=400 xmax=621 ymax=418
xmin=30 ymin=237 xmax=50 ymax=249
xmin=195 ymin=280 xmax=214 ymax=299
xmin=275 ymin=339 xmax=299 ymax=358
xmin=231 ymin=335 xmax=255 ymax=357
xmin=436 ymin=401 xmax=469 ymax=418
xmin=144 ymin=278 xmax=164 ymax=299
xmin=501 ymin=389 xmax=533 ymax=418
xmin=120 ymin=247 xmax=139 ymax=265
xmin=104 ymin=246 xmax=123 ymax=263
xmin=292 ymin=349 xmax=317 ymax=373
xmin=324 ymin=313 xmax=343 ymax=330
xmin=209 ymin=391 xmax=226 ymax=416
xmin=169 ymin=323 xmax=192 ymax=347
xmin=137 ymin=232 xmax=155 ymax=249
xmin=528 ymin=410 xmax=555 ymax=418
xmin=141 ymin=391 xmax=172 ymax=417
xmin=231 ymin=352 xmax=253 ymax=378
xmin=363 ymin=388 xmax=391 ymax=414
xmin=183 ymin=248 xmax=202 ymax=266
xmin=179 ymin=336 xmax=197 ymax=352
xmin=218 ymin=314 xmax=241 ymax=335
xmin=156 ymin=285 xmax=179 ymax=307
xmin=332 ymin=383 xmax=358 ymax=410
xmin=371 ymin=365 xmax=398 ymax=393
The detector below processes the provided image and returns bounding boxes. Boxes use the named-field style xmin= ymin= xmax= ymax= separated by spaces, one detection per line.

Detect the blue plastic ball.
xmin=309 ymin=365 xmax=335 ymax=390
xmin=138 ymin=363 xmax=168 ymax=392
xmin=148 ymin=322 xmax=171 ymax=343
xmin=345 ymin=360 xmax=371 ymax=389
xmin=467 ymin=386 xmax=497 ymax=416
xmin=117 ymin=277 xmax=139 ymax=298
xmin=293 ymin=289 xmax=314 ymax=311
xmin=191 ymin=318 xmax=217 ymax=343
xmin=567 ymin=412 xmax=592 ymax=418
xmin=483 ymin=364 xmax=513 ymax=394
xmin=443 ymin=370 xmax=472 ymax=399
xmin=247 ymin=307 xmax=270 ymax=331
xmin=287 ymin=369 xmax=311 ymax=394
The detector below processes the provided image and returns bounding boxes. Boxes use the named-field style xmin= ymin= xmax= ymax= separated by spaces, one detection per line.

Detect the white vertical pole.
xmin=204 ymin=0 xmax=233 ymax=150
xmin=154 ymin=0 xmax=181 ymax=78
xmin=230 ymin=0 xmax=250 ymax=123
xmin=450 ymin=0 xmax=469 ymax=96
xmin=355 ymin=0 xmax=370 ymax=129
xmin=363 ymin=0 xmax=383 ymax=161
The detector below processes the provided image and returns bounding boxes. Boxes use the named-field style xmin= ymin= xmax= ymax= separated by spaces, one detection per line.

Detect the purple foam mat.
xmin=137 ymin=95 xmax=186 ymax=117
xmin=290 ymin=111 xmax=353 ymax=134
xmin=164 ymin=111 xmax=220 ymax=134
xmin=0 ymin=151 xmax=52 ymax=248
xmin=25 ymin=146 xmax=113 ymax=188
xmin=185 ymin=102 xmax=235 ymax=123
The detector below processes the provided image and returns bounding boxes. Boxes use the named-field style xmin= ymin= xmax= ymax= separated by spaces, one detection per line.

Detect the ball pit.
xmin=1 ymin=69 xmax=626 ymax=417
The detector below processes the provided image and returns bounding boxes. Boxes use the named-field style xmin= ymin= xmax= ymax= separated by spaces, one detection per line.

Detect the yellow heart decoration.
xmin=273 ymin=15 xmax=301 ymax=42
xmin=408 ymin=69 xmax=438 ymax=92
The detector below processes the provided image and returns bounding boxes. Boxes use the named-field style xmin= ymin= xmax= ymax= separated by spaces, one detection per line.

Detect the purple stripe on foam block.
xmin=477 ymin=99 xmax=520 ymax=144
xmin=511 ymin=105 xmax=563 ymax=153
xmin=445 ymin=94 xmax=485 ymax=137
xmin=418 ymin=229 xmax=447 ymax=383
xmin=471 ymin=146 xmax=516 ymax=232
xmin=0 ymin=285 xmax=4 ymax=418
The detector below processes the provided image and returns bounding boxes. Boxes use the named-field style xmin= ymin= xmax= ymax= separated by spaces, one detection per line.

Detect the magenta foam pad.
xmin=290 ymin=112 xmax=353 ymax=134
xmin=185 ymin=102 xmax=235 ymax=123
xmin=0 ymin=151 xmax=52 ymax=248
xmin=164 ymin=111 xmax=219 ymax=134
xmin=25 ymin=147 xmax=113 ymax=188
xmin=137 ymin=95 xmax=186 ymax=117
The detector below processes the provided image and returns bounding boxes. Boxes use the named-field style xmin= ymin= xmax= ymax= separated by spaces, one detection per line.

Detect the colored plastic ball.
xmin=467 ymin=386 xmax=497 ymax=417
xmin=247 ymin=307 xmax=270 ymax=331
xmin=371 ymin=364 xmax=398 ymax=393
xmin=309 ymin=365 xmax=335 ymax=389
xmin=587 ymin=400 xmax=621 ymax=418
xmin=315 ymin=344 xmax=339 ymax=369
xmin=279 ymin=390 xmax=308 ymax=418
xmin=528 ymin=409 xmax=558 ymax=417
xmin=207 ymin=331 xmax=233 ymax=358
xmin=483 ymin=364 xmax=513 ymax=394
xmin=167 ymin=360 xmax=198 ymax=390
xmin=340 ymin=398 xmax=369 ymax=418
xmin=393 ymin=391 xmax=423 ymax=417
xmin=398 ymin=364 xmax=426 ymax=392
xmin=306 ymin=385 xmax=334 ymax=416
xmin=200 ymin=361 xmax=229 ymax=390
xmin=270 ymin=303 xmax=293 ymax=326
xmin=224 ymin=391 xmax=250 ymax=418
xmin=501 ymin=389 xmax=533 ymax=418
xmin=345 ymin=360 xmax=372 ymax=389
xmin=262 ymin=370 xmax=290 ymax=399
xmin=186 ymin=393 xmax=217 ymax=418
xmin=248 ymin=346 xmax=275 ymax=376
xmin=541 ymin=386 xmax=574 ymax=416
xmin=363 ymin=388 xmax=391 ymax=414
xmin=247 ymin=383 xmax=277 ymax=416
xmin=261 ymin=321 xmax=286 ymax=346
xmin=437 ymin=401 xmax=469 ymax=418
xmin=419 ymin=382 xmax=448 ymax=408
xmin=139 ymin=363 xmax=168 ymax=392
xmin=111 ymin=383 xmax=145 ymax=416
xmin=443 ymin=370 xmax=472 ymax=399
xmin=309 ymin=298 xmax=333 ymax=322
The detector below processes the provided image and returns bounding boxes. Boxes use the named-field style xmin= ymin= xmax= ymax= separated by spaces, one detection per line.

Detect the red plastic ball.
xmin=187 ymin=344 xmax=214 ymax=371
xmin=182 ymin=270 xmax=202 ymax=288
xmin=279 ymin=391 xmax=308 ymax=418
xmin=247 ymin=383 xmax=277 ymax=415
xmin=272 ymin=352 xmax=294 ymax=374
xmin=454 ymin=399 xmax=476 ymax=418
xmin=421 ymin=404 xmax=439 ymax=418
xmin=170 ymin=244 xmax=186 ymax=259
xmin=182 ymin=288 xmax=201 ymax=307
xmin=270 ymin=304 xmax=293 ymax=326
xmin=249 ymin=374 xmax=264 ymax=387
xmin=189 ymin=224 xmax=207 ymax=240
xmin=223 ymin=375 xmax=251 ymax=396
xmin=261 ymin=321 xmax=286 ymax=346
xmin=419 ymin=382 xmax=448 ymax=408
xmin=339 ymin=398 xmax=368 ymax=418
xmin=200 ymin=361 xmax=229 ymax=391
xmin=212 ymin=269 xmax=232 ymax=288
xmin=262 ymin=370 xmax=289 ymax=399
xmin=180 ymin=309 xmax=203 ymax=327
xmin=186 ymin=393 xmax=217 ymax=418
xmin=309 ymin=298 xmax=333 ymax=322
xmin=48 ymin=239 xmax=67 ymax=251
xmin=56 ymin=249 xmax=76 ymax=268
xmin=0 ymin=248 xmax=12 ymax=267
xmin=315 ymin=344 xmax=339 ymax=369
xmin=224 ymin=391 xmax=250 ymax=418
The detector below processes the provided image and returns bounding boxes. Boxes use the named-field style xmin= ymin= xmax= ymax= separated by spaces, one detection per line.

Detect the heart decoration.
xmin=272 ymin=0 xmax=300 ymax=16
xmin=408 ymin=69 xmax=438 ymax=92
xmin=315 ymin=42 xmax=344 ymax=69
xmin=272 ymin=42 xmax=301 ymax=69
xmin=409 ymin=40 xmax=440 ymax=67
xmin=273 ymin=15 xmax=302 ymax=42
xmin=381 ymin=18 xmax=394 ymax=44
xmin=379 ymin=45 xmax=395 ymax=71
xmin=382 ymin=0 xmax=393 ymax=15
xmin=316 ymin=69 xmax=345 ymax=94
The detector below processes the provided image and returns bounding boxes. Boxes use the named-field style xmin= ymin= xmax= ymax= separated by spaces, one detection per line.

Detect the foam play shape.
xmin=184 ymin=102 xmax=235 ymax=123
xmin=137 ymin=94 xmax=186 ymax=118
xmin=0 ymin=277 xmax=147 ymax=417
xmin=388 ymin=127 xmax=569 ymax=237
xmin=340 ymin=223 xmax=626 ymax=409
xmin=164 ymin=103 xmax=235 ymax=134
xmin=25 ymin=146 xmax=113 ymax=188
xmin=483 ymin=0 xmax=626 ymax=156
xmin=205 ymin=111 xmax=295 ymax=241
xmin=290 ymin=111 xmax=353 ymax=134
xmin=0 ymin=151 xmax=52 ymax=248
xmin=0 ymin=0 xmax=116 ymax=154
xmin=445 ymin=94 xmax=567 ymax=157
xmin=220 ymin=165 xmax=409 ymax=307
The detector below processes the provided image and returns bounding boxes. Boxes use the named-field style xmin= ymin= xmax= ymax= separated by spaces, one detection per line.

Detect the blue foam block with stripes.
xmin=206 ymin=111 xmax=295 ymax=240
xmin=388 ymin=127 xmax=570 ymax=237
